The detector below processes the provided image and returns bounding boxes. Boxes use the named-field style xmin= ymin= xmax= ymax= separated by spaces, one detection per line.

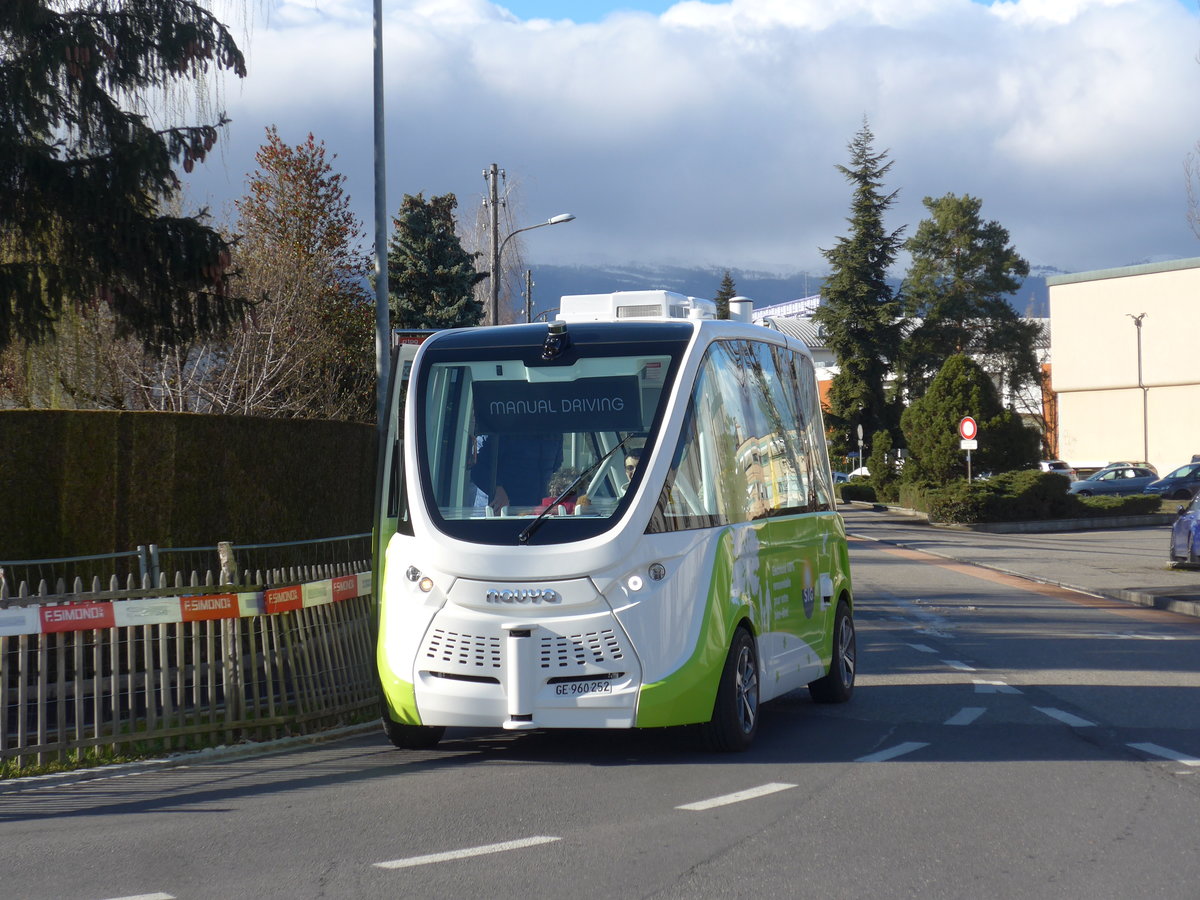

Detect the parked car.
xmin=847 ymin=466 xmax=870 ymax=479
xmin=1038 ymin=459 xmax=1077 ymax=480
xmin=833 ymin=471 xmax=850 ymax=484
xmin=1145 ymin=461 xmax=1200 ymax=501
xmin=1169 ymin=492 xmax=1200 ymax=566
xmin=1098 ymin=460 xmax=1158 ymax=476
xmin=1067 ymin=465 xmax=1158 ymax=496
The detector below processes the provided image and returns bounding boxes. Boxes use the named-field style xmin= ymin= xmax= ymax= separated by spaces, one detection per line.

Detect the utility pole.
xmin=372 ymin=0 xmax=390 ymax=434
xmin=1128 ymin=313 xmax=1148 ymax=463
xmin=485 ymin=163 xmax=503 ymax=326
xmin=524 ymin=269 xmax=534 ymax=323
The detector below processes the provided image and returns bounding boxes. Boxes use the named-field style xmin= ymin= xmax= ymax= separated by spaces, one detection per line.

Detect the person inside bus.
xmin=470 ymin=433 xmax=563 ymax=511
xmin=576 ymin=445 xmax=644 ymax=513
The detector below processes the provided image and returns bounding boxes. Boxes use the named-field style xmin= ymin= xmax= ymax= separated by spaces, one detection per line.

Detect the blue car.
xmin=1066 ymin=465 xmax=1158 ymax=497
xmin=1169 ymin=492 xmax=1200 ymax=566
xmin=1145 ymin=461 xmax=1200 ymax=501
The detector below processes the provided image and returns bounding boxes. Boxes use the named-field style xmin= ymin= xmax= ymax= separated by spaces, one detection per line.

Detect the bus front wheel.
xmin=381 ymin=702 xmax=445 ymax=750
xmin=808 ymin=600 xmax=856 ymax=703
xmin=702 ymin=627 xmax=759 ymax=752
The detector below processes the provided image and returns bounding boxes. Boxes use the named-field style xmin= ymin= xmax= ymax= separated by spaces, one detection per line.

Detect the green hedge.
xmin=0 ymin=410 xmax=376 ymax=559
xmin=839 ymin=482 xmax=878 ymax=503
xmin=921 ymin=470 xmax=1163 ymax=524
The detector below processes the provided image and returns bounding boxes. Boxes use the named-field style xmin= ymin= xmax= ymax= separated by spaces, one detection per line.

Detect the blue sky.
xmin=496 ymin=1 xmax=681 ymax=21
xmin=192 ymin=0 xmax=1200 ymax=278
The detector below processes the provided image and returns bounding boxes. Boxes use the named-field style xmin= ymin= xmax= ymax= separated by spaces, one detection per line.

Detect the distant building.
xmin=1048 ymin=257 xmax=1200 ymax=474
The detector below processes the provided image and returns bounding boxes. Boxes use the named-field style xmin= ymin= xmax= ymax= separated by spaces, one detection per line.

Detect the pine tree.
xmin=898 ymin=193 xmax=1038 ymax=401
xmin=0 ymin=0 xmax=249 ymax=352
xmin=387 ymin=193 xmax=486 ymax=330
xmin=812 ymin=120 xmax=905 ymax=457
xmin=713 ymin=269 xmax=736 ymax=319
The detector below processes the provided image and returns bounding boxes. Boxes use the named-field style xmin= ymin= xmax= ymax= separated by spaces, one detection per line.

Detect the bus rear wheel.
xmin=808 ymin=600 xmax=856 ymax=703
xmin=381 ymin=701 xmax=445 ymax=750
xmin=702 ymin=628 xmax=759 ymax=752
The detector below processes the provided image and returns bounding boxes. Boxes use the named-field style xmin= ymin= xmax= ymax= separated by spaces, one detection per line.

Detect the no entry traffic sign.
xmin=959 ymin=416 xmax=978 ymax=440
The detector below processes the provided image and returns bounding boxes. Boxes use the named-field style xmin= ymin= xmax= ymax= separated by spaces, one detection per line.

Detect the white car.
xmin=1038 ymin=460 xmax=1077 ymax=481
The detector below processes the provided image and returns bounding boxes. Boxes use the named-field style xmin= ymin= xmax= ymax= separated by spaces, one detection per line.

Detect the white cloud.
xmin=187 ymin=0 xmax=1200 ymax=275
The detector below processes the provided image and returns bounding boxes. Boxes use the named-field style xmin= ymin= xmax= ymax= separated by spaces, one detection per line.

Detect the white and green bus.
xmin=375 ymin=290 xmax=855 ymax=751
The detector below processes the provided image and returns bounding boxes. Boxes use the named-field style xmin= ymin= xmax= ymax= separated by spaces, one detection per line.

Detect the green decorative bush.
xmin=839 ymin=482 xmax=878 ymax=503
xmin=921 ymin=470 xmax=1166 ymax=524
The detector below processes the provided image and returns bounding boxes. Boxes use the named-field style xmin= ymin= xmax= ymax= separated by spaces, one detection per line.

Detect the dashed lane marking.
xmin=1036 ymin=707 xmax=1096 ymax=728
xmin=974 ymin=680 xmax=1021 ymax=694
xmin=676 ymin=782 xmax=797 ymax=811
xmin=945 ymin=707 xmax=986 ymax=726
xmin=1128 ymin=743 xmax=1200 ymax=767
xmin=98 ymin=894 xmax=175 ymax=900
xmin=374 ymin=836 xmax=561 ymax=870
xmin=944 ymin=660 xmax=976 ymax=671
xmin=908 ymin=644 xmax=937 ymax=653
xmin=856 ymin=742 xmax=930 ymax=762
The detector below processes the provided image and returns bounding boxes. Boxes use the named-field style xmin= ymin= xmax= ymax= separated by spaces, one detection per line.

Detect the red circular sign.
xmin=959 ymin=416 xmax=978 ymax=440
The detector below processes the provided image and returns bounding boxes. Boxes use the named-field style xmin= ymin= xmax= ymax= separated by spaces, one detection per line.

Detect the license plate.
xmin=554 ymin=680 xmax=613 ymax=697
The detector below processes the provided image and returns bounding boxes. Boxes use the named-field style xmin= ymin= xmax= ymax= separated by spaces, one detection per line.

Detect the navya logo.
xmin=485 ymin=587 xmax=561 ymax=605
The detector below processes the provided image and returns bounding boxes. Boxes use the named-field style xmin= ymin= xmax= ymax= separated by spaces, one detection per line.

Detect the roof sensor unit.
xmin=542 ymin=321 xmax=571 ymax=360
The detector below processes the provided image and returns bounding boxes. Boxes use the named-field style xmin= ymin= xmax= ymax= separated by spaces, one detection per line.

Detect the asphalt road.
xmin=2 ymin=516 xmax=1199 ymax=900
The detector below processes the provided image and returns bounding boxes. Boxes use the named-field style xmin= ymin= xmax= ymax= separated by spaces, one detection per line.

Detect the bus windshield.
xmin=414 ymin=342 xmax=683 ymax=545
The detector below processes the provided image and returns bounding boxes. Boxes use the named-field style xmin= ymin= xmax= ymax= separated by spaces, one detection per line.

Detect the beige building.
xmin=1048 ymin=258 xmax=1200 ymax=474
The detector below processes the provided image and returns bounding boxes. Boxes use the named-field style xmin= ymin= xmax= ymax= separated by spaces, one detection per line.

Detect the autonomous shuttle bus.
xmin=375 ymin=290 xmax=855 ymax=751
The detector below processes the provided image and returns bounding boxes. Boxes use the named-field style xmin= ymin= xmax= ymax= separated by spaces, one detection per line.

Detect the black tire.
xmin=1077 ymin=490 xmax=1092 ymax=497
xmin=808 ymin=600 xmax=856 ymax=704
xmin=1173 ymin=490 xmax=1191 ymax=501
xmin=381 ymin=700 xmax=444 ymax=749
xmin=701 ymin=628 xmax=759 ymax=753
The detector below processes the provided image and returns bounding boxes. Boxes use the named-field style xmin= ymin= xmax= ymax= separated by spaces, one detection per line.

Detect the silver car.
xmin=1067 ymin=466 xmax=1157 ymax=497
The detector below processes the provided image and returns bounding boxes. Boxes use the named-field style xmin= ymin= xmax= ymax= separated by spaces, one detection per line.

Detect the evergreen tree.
xmin=713 ymin=269 xmax=736 ymax=319
xmin=900 ymin=354 xmax=1039 ymax=483
xmin=812 ymin=120 xmax=905 ymax=457
xmin=0 ymin=0 xmax=249 ymax=352
xmin=387 ymin=193 xmax=486 ymax=330
xmin=898 ymin=193 xmax=1038 ymax=401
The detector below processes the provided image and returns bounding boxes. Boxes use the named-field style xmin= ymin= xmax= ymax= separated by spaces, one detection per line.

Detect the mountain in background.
xmin=522 ymin=263 xmax=1051 ymax=319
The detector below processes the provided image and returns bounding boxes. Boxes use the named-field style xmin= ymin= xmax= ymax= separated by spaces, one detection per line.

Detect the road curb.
xmin=847 ymin=529 xmax=1200 ymax=621
xmin=0 ymin=721 xmax=381 ymax=790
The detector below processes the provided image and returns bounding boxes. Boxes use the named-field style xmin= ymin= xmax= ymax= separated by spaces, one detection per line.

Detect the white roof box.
xmin=557 ymin=290 xmax=718 ymax=322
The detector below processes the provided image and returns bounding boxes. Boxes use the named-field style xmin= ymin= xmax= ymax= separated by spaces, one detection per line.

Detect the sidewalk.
xmin=840 ymin=503 xmax=1200 ymax=620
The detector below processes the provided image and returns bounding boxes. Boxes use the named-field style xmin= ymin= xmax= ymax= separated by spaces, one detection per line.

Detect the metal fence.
xmin=0 ymin=536 xmax=378 ymax=772
xmin=0 ymin=534 xmax=373 ymax=600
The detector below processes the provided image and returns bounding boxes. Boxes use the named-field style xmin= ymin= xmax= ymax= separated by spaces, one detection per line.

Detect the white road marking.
xmin=374 ymin=836 xmax=560 ymax=870
xmin=856 ymin=742 xmax=929 ymax=762
xmin=676 ymin=782 xmax=797 ymax=811
xmin=1035 ymin=707 xmax=1095 ymax=728
xmin=98 ymin=894 xmax=175 ymax=900
xmin=945 ymin=707 xmax=986 ymax=726
xmin=908 ymin=643 xmax=937 ymax=653
xmin=1128 ymin=743 xmax=1200 ymax=767
xmin=944 ymin=660 xmax=976 ymax=671
xmin=973 ymin=680 xmax=1021 ymax=694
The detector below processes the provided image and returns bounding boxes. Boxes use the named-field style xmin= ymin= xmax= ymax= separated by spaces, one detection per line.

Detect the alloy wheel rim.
xmin=734 ymin=644 xmax=759 ymax=733
xmin=838 ymin=618 xmax=856 ymax=687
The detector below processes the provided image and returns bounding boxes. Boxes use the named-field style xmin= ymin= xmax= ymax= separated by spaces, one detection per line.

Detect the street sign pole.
xmin=959 ymin=417 xmax=979 ymax=482
xmin=857 ymin=423 xmax=864 ymax=474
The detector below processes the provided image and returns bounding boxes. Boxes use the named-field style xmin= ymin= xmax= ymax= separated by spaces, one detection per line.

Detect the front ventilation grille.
xmin=539 ymin=629 xmax=625 ymax=669
xmin=424 ymin=629 xmax=502 ymax=669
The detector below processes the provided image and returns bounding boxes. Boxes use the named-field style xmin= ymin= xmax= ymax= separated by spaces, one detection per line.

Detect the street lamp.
xmin=489 ymin=213 xmax=575 ymax=326
xmin=1127 ymin=312 xmax=1147 ymax=463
